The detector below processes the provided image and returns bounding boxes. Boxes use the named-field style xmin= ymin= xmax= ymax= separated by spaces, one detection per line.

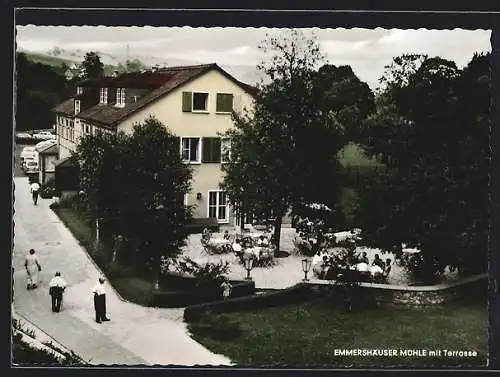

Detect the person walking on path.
xmin=48 ymin=272 xmax=67 ymax=312
xmin=24 ymin=249 xmax=41 ymax=290
xmin=30 ymin=181 xmax=41 ymax=205
xmin=91 ymin=277 xmax=110 ymax=323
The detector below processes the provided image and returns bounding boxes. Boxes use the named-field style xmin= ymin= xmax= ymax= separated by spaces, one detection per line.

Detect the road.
xmin=12 ymin=176 xmax=233 ymax=366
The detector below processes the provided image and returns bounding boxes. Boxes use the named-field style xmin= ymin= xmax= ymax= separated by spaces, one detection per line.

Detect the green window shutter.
xmin=212 ymin=138 xmax=221 ymax=163
xmin=202 ymin=138 xmax=221 ymax=163
xmin=202 ymin=138 xmax=212 ymax=163
xmin=182 ymin=92 xmax=192 ymax=112
xmin=223 ymin=94 xmax=233 ymax=112
xmin=216 ymin=93 xmax=233 ymax=112
xmin=216 ymin=94 xmax=223 ymax=112
xmin=174 ymin=136 xmax=181 ymax=157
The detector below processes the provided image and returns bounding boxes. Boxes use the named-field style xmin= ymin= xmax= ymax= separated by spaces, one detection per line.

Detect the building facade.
xmin=53 ymin=64 xmax=256 ymax=225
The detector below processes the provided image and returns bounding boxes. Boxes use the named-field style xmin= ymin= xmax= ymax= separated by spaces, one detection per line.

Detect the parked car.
xmin=20 ymin=147 xmax=38 ymax=168
xmin=16 ymin=132 xmax=33 ymax=140
xmin=33 ymin=131 xmax=56 ymax=141
xmin=24 ymin=160 xmax=39 ymax=174
xmin=20 ymin=146 xmax=37 ymax=161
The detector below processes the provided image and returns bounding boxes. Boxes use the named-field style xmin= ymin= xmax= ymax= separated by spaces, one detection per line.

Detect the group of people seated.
xmin=231 ymin=235 xmax=275 ymax=266
xmin=312 ymin=250 xmax=392 ymax=283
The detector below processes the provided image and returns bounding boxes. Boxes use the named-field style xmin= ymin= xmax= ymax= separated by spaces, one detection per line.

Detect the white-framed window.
xmin=221 ymin=138 xmax=232 ymax=163
xmin=208 ymin=190 xmax=229 ymax=223
xmin=116 ymin=88 xmax=126 ymax=107
xmin=180 ymin=137 xmax=201 ymax=163
xmin=192 ymin=92 xmax=209 ymax=112
xmin=74 ymin=100 xmax=81 ymax=115
xmin=99 ymin=88 xmax=108 ymax=104
xmin=76 ymin=86 xmax=83 ymax=95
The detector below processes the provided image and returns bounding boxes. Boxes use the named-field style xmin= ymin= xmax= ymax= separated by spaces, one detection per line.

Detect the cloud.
xmin=15 ymin=26 xmax=491 ymax=90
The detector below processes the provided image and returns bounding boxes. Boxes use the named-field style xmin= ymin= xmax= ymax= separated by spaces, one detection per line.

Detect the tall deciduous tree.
xmin=79 ymin=52 xmax=104 ymax=80
xmin=356 ymin=53 xmax=488 ymax=281
xmin=221 ymin=30 xmax=374 ymax=249
xmin=76 ymin=117 xmax=193 ymax=286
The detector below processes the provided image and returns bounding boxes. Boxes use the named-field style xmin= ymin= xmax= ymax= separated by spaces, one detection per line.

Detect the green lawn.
xmin=52 ymin=206 xmax=158 ymax=305
xmin=339 ymin=143 xmax=382 ymax=168
xmin=188 ymin=296 xmax=487 ymax=368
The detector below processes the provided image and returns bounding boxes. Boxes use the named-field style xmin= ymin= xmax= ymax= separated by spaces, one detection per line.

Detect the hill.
xmin=23 ymin=51 xmax=118 ymax=76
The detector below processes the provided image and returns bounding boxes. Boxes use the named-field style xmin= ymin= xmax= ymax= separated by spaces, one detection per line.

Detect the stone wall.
xmin=307 ymin=273 xmax=487 ymax=307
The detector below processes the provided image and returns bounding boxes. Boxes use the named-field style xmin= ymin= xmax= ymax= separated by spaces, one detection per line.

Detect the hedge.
xmin=184 ymin=283 xmax=313 ymax=322
xmin=153 ymin=272 xmax=256 ymax=308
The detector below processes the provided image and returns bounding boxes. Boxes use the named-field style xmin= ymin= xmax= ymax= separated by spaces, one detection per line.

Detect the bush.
xmin=188 ymin=313 xmax=242 ymax=341
xmin=184 ymin=283 xmax=312 ymax=322
xmin=40 ymin=179 xmax=57 ymax=198
xmin=155 ymin=272 xmax=255 ymax=308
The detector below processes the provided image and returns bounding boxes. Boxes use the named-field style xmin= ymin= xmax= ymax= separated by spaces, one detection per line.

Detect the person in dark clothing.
xmin=372 ymin=254 xmax=385 ymax=269
xmin=48 ymin=272 xmax=67 ymax=312
xmin=359 ymin=251 xmax=369 ymax=264
xmin=383 ymin=258 xmax=392 ymax=278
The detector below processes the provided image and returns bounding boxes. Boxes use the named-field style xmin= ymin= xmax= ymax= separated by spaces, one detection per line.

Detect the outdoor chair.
xmin=258 ymin=247 xmax=275 ymax=268
xmin=200 ymin=237 xmax=214 ymax=256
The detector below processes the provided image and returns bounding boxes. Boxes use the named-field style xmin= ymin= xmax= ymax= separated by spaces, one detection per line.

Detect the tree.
xmin=79 ymin=52 xmax=104 ymax=80
xmin=356 ymin=53 xmax=488 ymax=281
xmin=221 ymin=30 xmax=374 ymax=249
xmin=15 ymin=52 xmax=71 ymax=131
xmin=116 ymin=58 xmax=148 ymax=74
xmin=76 ymin=117 xmax=193 ymax=287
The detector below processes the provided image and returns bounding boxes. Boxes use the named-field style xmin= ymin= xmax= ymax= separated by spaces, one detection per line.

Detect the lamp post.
xmin=302 ymin=258 xmax=312 ymax=281
xmin=244 ymin=256 xmax=254 ymax=280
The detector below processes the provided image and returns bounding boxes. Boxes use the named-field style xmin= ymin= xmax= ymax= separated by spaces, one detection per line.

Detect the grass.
xmin=339 ymin=143 xmax=383 ymax=168
xmin=52 ymin=206 xmax=158 ymax=306
xmin=187 ymin=296 xmax=487 ymax=368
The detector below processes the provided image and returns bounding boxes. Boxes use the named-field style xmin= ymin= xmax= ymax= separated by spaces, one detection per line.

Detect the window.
xmin=76 ymin=86 xmax=83 ymax=95
xmin=180 ymin=137 xmax=201 ymax=163
xmin=99 ymin=88 xmax=108 ymax=104
xmin=202 ymin=138 xmax=221 ymax=163
xmin=182 ymin=91 xmax=209 ymax=112
xmin=221 ymin=138 xmax=232 ymax=163
xmin=184 ymin=194 xmax=189 ymax=206
xmin=208 ymin=191 xmax=229 ymax=223
xmin=74 ymin=100 xmax=80 ymax=115
xmin=116 ymin=88 xmax=125 ymax=107
xmin=216 ymin=93 xmax=233 ymax=113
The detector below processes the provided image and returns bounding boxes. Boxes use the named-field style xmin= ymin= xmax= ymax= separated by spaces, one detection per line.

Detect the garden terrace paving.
xmin=12 ymin=177 xmax=232 ymax=366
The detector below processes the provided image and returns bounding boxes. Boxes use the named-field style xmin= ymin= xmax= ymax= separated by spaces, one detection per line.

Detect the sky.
xmin=16 ymin=26 xmax=491 ymax=90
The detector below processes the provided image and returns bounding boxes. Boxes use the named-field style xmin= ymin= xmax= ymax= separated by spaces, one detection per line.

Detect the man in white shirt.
xmin=49 ymin=272 xmax=67 ymax=312
xmin=232 ymin=239 xmax=243 ymax=253
xmin=91 ymin=277 xmax=110 ymax=323
xmin=30 ymin=181 xmax=41 ymax=205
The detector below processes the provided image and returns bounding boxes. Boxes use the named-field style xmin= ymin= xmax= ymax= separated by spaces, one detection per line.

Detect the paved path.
xmin=12 ymin=177 xmax=232 ymax=366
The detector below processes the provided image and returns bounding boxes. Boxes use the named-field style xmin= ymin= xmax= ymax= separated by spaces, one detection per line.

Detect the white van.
xmin=24 ymin=160 xmax=39 ymax=174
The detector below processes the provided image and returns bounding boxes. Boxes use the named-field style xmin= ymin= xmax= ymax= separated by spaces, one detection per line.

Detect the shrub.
xmin=175 ymin=257 xmax=231 ymax=294
xmin=40 ymin=179 xmax=57 ymax=198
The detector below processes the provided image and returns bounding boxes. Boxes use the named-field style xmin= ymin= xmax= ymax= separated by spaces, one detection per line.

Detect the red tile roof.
xmin=53 ymin=63 xmax=257 ymax=127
